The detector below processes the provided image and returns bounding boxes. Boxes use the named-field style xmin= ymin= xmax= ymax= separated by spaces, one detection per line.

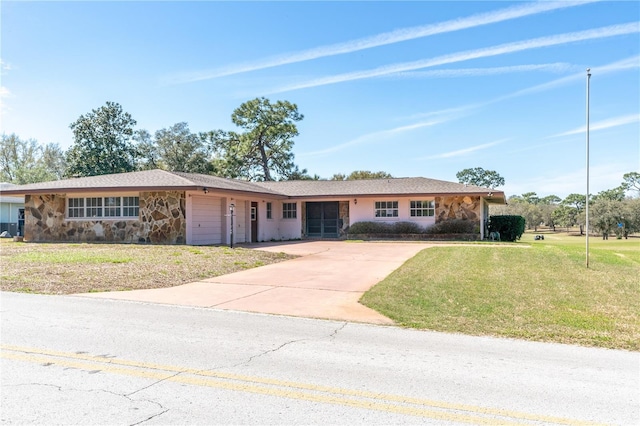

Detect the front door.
xmin=306 ymin=202 xmax=339 ymax=238
xmin=251 ymin=202 xmax=258 ymax=242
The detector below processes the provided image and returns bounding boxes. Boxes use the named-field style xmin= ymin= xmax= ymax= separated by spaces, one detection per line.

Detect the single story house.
xmin=0 ymin=169 xmax=505 ymax=245
xmin=0 ymin=183 xmax=25 ymax=237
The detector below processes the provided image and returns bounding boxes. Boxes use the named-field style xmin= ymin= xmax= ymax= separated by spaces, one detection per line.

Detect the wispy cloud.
xmin=550 ymin=114 xmax=640 ymax=138
xmin=162 ymin=1 xmax=596 ymax=85
xmin=0 ymin=86 xmax=13 ymax=115
xmin=0 ymin=60 xmax=12 ymax=71
xmin=299 ymin=119 xmax=448 ymax=157
xmin=310 ymin=54 xmax=639 ymax=161
xmin=393 ymin=63 xmax=577 ymax=79
xmin=266 ymin=22 xmax=639 ymax=94
xmin=418 ymin=139 xmax=508 ymax=160
xmin=403 ymin=55 xmax=640 ymax=125
xmin=493 ymin=55 xmax=640 ymax=102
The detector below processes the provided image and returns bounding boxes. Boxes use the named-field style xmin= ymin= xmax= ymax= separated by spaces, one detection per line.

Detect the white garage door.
xmin=191 ymin=196 xmax=222 ymax=245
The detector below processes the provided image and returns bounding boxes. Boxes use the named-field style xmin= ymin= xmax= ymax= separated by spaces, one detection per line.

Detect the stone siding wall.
xmin=435 ymin=196 xmax=480 ymax=224
xmin=24 ymin=191 xmax=186 ymax=244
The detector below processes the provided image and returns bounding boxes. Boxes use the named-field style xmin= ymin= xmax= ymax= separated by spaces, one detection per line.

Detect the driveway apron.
xmin=77 ymin=241 xmax=434 ymax=324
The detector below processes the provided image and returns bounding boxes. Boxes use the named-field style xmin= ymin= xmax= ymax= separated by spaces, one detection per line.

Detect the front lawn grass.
xmin=360 ymin=233 xmax=639 ymax=350
xmin=0 ymin=240 xmax=294 ymax=294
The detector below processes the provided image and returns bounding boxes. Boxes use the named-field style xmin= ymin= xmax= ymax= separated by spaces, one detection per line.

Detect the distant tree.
xmin=456 ymin=167 xmax=505 ymax=189
xmin=539 ymin=195 xmax=561 ymax=231
xmin=590 ymin=199 xmax=622 ymax=239
xmin=211 ymin=98 xmax=305 ymax=181
xmin=136 ymin=122 xmax=212 ymax=174
xmin=540 ymin=195 xmax=561 ymax=205
xmin=66 ymin=101 xmax=138 ymax=177
xmin=521 ymin=192 xmax=540 ymax=205
xmin=502 ymin=194 xmax=544 ymax=230
xmin=40 ymin=143 xmax=67 ymax=180
xmin=331 ymin=170 xmax=393 ymax=180
xmin=622 ymin=198 xmax=640 ymax=236
xmin=560 ymin=193 xmax=588 ymax=234
xmin=0 ymin=133 xmax=66 ymax=183
xmin=562 ymin=193 xmax=587 ymax=212
xmin=134 ymin=129 xmax=158 ymax=171
xmin=622 ymin=172 xmax=640 ymax=196
xmin=593 ymin=186 xmax=626 ymax=202
xmin=552 ymin=204 xmax=577 ymax=231
xmin=286 ymin=167 xmax=321 ymax=181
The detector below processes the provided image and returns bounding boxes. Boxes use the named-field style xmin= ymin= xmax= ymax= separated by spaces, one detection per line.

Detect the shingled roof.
xmin=253 ymin=177 xmax=499 ymax=198
xmin=0 ymin=170 xmax=283 ymax=197
xmin=0 ymin=170 xmax=505 ymax=203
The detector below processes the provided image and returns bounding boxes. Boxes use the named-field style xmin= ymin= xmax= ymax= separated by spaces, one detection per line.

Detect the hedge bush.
xmin=424 ymin=219 xmax=476 ymax=234
xmin=348 ymin=220 xmax=478 ymax=235
xmin=487 ymin=215 xmax=525 ymax=242
xmin=348 ymin=221 xmax=424 ymax=234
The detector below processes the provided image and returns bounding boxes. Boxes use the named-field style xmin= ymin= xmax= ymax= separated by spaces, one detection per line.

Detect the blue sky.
xmin=1 ymin=1 xmax=638 ymax=197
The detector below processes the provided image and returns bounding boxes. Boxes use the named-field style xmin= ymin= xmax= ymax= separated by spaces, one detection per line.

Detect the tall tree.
xmin=0 ymin=134 xmax=66 ymax=183
xmin=622 ymin=172 xmax=640 ymax=196
xmin=456 ymin=167 xmax=505 ymax=188
xmin=212 ymin=98 xmax=304 ymax=181
xmin=66 ymin=101 xmax=138 ymax=177
xmin=593 ymin=187 xmax=626 ymax=202
xmin=330 ymin=170 xmax=393 ymax=180
xmin=137 ymin=123 xmax=212 ymax=174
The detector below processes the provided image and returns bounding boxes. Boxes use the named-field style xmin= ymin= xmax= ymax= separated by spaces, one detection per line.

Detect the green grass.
xmin=361 ymin=232 xmax=639 ymax=350
xmin=0 ymin=240 xmax=295 ymax=295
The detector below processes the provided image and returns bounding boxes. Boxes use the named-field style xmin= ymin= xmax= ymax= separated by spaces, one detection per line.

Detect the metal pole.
xmin=586 ymin=68 xmax=591 ymax=268
xmin=230 ymin=203 xmax=235 ymax=249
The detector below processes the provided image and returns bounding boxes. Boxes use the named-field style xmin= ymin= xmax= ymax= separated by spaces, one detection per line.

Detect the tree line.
xmin=1 ymin=99 xmax=407 ymax=184
xmin=491 ymin=173 xmax=640 ymax=238
xmin=2 ymin=99 xmax=637 ymax=238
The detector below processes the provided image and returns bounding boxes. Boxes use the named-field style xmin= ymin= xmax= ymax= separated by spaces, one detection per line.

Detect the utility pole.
xmin=585 ymin=68 xmax=591 ymax=268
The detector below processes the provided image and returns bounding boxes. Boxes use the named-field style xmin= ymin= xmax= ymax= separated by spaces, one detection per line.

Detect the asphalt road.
xmin=1 ymin=292 xmax=638 ymax=425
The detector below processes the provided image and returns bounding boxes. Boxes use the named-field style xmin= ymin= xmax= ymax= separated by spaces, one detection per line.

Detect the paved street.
xmin=1 ymin=292 xmax=638 ymax=425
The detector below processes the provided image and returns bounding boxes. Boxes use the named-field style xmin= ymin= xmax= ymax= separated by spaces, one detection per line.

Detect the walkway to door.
xmin=77 ymin=241 xmax=434 ymax=324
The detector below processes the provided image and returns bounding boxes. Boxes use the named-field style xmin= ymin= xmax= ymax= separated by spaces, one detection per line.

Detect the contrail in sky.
xmin=418 ymin=139 xmax=508 ymax=160
xmin=163 ymin=0 xmax=597 ymax=85
xmin=266 ymin=22 xmax=639 ymax=94
xmin=550 ymin=114 xmax=640 ymax=138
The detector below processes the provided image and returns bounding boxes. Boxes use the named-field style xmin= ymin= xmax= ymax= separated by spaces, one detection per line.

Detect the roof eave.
xmin=2 ymin=185 xmax=286 ymax=199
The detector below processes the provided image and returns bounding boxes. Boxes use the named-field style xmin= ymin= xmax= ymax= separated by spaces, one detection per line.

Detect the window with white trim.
xmin=410 ymin=200 xmax=435 ymax=217
xmin=375 ymin=201 xmax=398 ymax=218
xmin=122 ymin=197 xmax=139 ymax=217
xmin=282 ymin=202 xmax=297 ymax=219
xmin=266 ymin=202 xmax=272 ymax=219
xmin=86 ymin=197 xmax=103 ymax=217
xmin=68 ymin=198 xmax=85 ymax=218
xmin=67 ymin=196 xmax=139 ymax=219
xmin=104 ymin=197 xmax=121 ymax=217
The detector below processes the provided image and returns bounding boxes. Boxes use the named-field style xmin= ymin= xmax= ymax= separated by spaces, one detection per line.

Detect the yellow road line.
xmin=1 ymin=344 xmax=604 ymax=426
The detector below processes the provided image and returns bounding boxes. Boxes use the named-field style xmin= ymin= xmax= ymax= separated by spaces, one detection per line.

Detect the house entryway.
xmin=306 ymin=202 xmax=339 ymax=238
xmin=251 ymin=202 xmax=258 ymax=243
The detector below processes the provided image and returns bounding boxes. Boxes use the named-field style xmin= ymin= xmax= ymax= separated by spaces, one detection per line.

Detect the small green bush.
xmin=424 ymin=219 xmax=476 ymax=234
xmin=488 ymin=215 xmax=525 ymax=242
xmin=348 ymin=222 xmax=393 ymax=234
xmin=392 ymin=222 xmax=424 ymax=234
xmin=348 ymin=221 xmax=424 ymax=234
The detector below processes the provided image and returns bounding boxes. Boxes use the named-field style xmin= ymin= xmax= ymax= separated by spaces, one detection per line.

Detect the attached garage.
xmin=189 ymin=195 xmax=223 ymax=245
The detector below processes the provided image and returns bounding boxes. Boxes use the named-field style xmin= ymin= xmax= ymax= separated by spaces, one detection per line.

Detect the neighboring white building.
xmin=0 ymin=183 xmax=25 ymax=236
xmin=1 ymin=170 xmax=506 ymax=244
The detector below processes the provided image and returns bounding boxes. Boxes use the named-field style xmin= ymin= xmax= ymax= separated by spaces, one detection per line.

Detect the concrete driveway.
xmin=78 ymin=241 xmax=435 ymax=324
